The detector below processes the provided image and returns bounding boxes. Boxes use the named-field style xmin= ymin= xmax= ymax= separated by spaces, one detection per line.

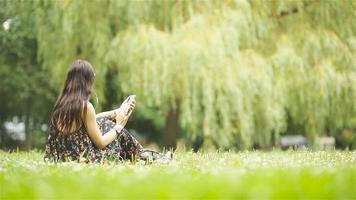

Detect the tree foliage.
xmin=0 ymin=0 xmax=56 ymax=148
xmin=1 ymin=0 xmax=355 ymax=149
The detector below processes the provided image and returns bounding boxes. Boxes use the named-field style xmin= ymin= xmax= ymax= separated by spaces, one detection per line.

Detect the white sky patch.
xmin=4 ymin=120 xmax=25 ymax=141
xmin=3 ymin=19 xmax=12 ymax=31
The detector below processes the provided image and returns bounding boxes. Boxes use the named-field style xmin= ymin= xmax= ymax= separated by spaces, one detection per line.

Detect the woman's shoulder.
xmin=85 ymin=101 xmax=95 ymax=113
xmin=83 ymin=100 xmax=92 ymax=108
xmin=82 ymin=100 xmax=96 ymax=121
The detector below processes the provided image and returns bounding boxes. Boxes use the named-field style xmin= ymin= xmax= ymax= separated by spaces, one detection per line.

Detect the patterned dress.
xmin=44 ymin=116 xmax=143 ymax=163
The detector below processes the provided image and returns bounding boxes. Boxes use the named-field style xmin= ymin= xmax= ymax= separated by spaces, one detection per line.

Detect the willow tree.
xmin=105 ymin=0 xmax=356 ymax=149
xmin=12 ymin=0 xmax=356 ymax=149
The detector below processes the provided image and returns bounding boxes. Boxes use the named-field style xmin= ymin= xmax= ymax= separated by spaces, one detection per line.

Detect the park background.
xmin=1 ymin=0 xmax=356 ymax=151
xmin=1 ymin=1 xmax=356 ymax=199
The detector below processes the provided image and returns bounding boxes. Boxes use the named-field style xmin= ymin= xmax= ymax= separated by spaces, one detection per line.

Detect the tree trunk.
xmin=163 ymin=107 xmax=179 ymax=149
xmin=24 ymin=97 xmax=33 ymax=150
xmin=24 ymin=115 xmax=32 ymax=150
xmin=0 ymin=122 xmax=3 ymax=149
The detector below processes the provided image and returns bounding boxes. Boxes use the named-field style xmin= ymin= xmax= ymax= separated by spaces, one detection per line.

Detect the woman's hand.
xmin=116 ymin=96 xmax=136 ymax=117
xmin=115 ymin=111 xmax=129 ymax=128
xmin=115 ymin=96 xmax=136 ymax=127
xmin=126 ymin=99 xmax=136 ymax=116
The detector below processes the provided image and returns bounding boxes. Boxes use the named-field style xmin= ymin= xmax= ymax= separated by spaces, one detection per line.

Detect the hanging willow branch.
xmin=22 ymin=0 xmax=356 ymax=149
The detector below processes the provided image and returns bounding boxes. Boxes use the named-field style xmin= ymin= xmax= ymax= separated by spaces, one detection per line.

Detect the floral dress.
xmin=44 ymin=116 xmax=143 ymax=163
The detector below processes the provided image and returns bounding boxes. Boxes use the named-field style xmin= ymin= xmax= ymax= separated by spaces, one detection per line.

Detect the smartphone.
xmin=126 ymin=95 xmax=136 ymax=103
xmin=126 ymin=95 xmax=136 ymax=115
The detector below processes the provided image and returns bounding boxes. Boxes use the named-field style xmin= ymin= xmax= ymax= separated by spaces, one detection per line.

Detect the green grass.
xmin=0 ymin=150 xmax=355 ymax=199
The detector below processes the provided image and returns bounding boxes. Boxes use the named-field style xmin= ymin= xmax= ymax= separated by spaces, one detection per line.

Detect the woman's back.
xmin=44 ymin=122 xmax=96 ymax=162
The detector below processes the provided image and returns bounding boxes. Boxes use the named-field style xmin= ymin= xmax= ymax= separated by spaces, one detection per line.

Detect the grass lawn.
xmin=0 ymin=150 xmax=355 ymax=199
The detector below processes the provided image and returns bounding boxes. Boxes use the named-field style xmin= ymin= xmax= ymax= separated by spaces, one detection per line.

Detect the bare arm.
xmin=84 ymin=102 xmax=126 ymax=149
xmin=96 ymin=97 xmax=136 ymax=121
xmin=96 ymin=110 xmax=116 ymax=121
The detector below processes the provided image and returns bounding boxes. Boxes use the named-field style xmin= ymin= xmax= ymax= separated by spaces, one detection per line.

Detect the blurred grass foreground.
xmin=1 ymin=0 xmax=356 ymax=151
xmin=1 ymin=150 xmax=355 ymax=199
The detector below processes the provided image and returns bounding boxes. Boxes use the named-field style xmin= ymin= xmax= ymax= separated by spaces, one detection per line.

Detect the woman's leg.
xmin=96 ymin=116 xmax=143 ymax=161
xmin=117 ymin=128 xmax=143 ymax=160
xmin=95 ymin=116 xmax=172 ymax=163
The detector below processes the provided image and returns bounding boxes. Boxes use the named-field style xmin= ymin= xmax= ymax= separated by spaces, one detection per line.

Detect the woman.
xmin=44 ymin=60 xmax=172 ymax=163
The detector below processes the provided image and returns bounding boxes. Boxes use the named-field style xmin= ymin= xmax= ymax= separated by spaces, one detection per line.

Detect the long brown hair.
xmin=51 ymin=60 xmax=95 ymax=132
